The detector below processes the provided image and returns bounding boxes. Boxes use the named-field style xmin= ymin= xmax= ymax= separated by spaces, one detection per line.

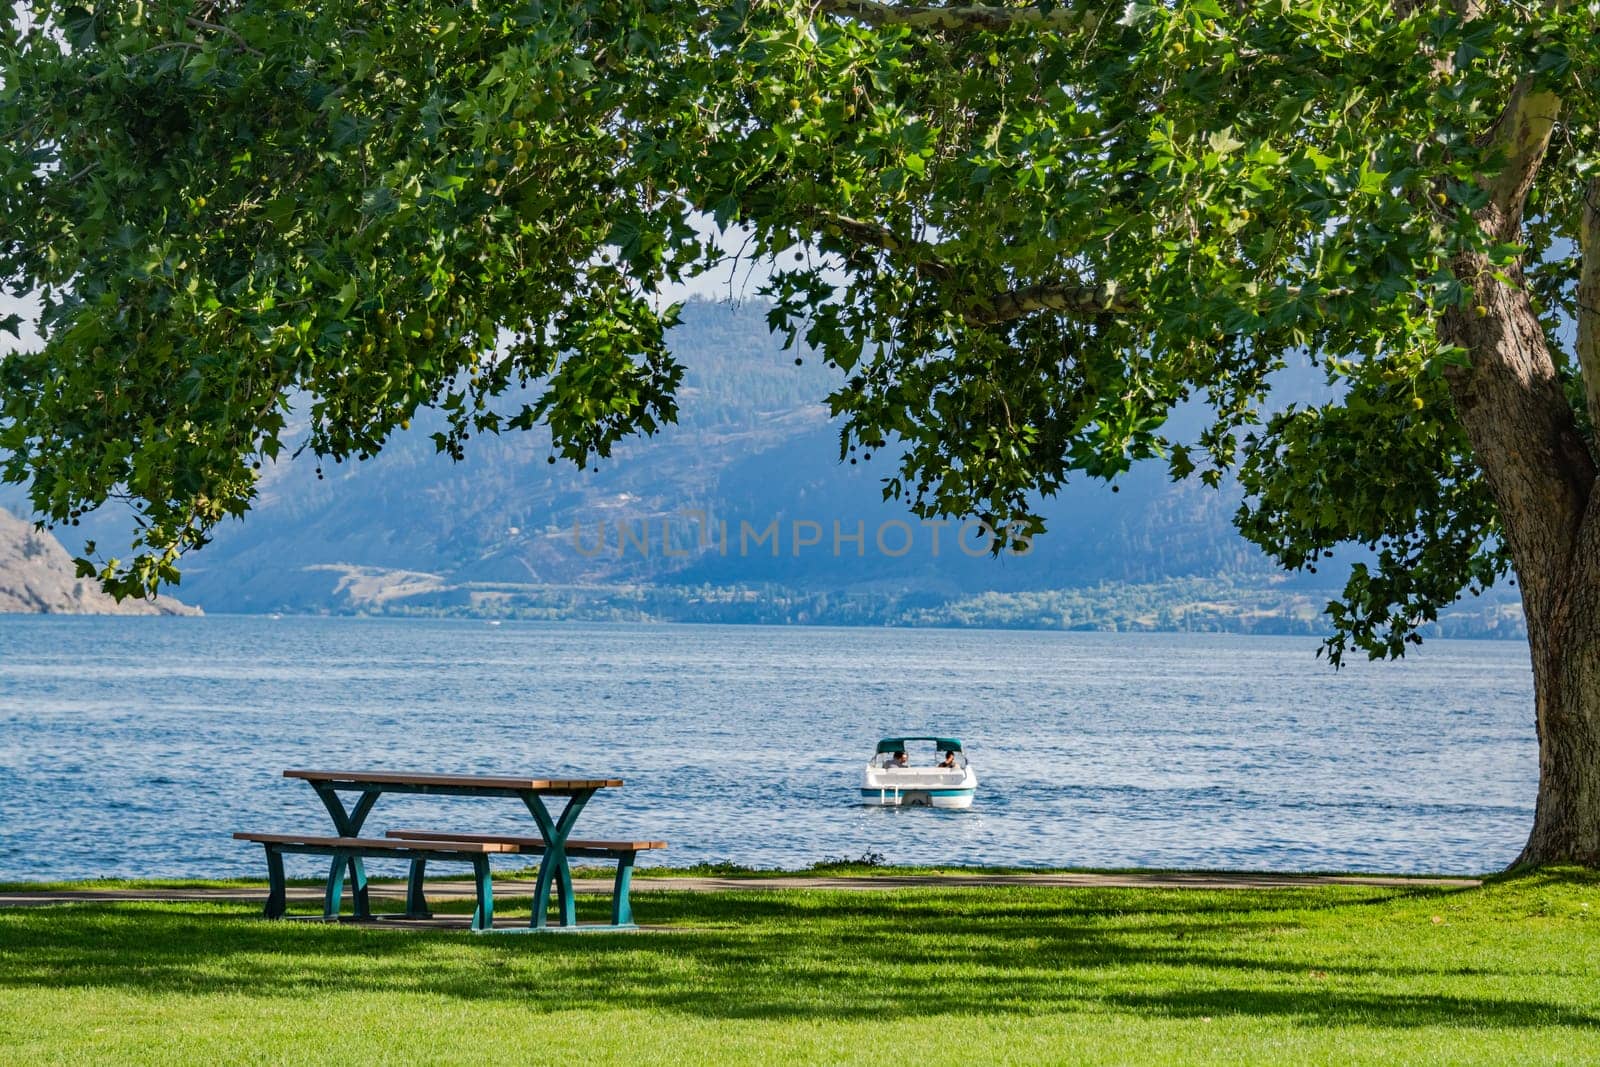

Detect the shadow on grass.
xmin=0 ymin=881 xmax=1593 ymax=1029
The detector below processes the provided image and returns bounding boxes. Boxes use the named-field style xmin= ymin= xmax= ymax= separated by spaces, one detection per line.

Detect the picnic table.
xmin=275 ymin=769 xmax=624 ymax=929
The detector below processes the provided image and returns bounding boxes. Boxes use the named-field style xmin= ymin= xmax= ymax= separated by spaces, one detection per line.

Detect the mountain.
xmin=0 ymin=508 xmax=197 ymax=616
xmin=0 ymin=300 xmax=1523 ymax=638
xmin=164 ymin=300 xmax=1277 ymax=608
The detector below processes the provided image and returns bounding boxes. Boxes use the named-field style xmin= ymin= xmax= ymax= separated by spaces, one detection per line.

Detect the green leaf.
xmin=1208 ymin=128 xmax=1246 ymax=156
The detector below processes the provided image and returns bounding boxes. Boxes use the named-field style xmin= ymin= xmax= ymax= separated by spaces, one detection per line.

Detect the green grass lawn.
xmin=0 ymin=859 xmax=1482 ymax=893
xmin=2 ymin=870 xmax=1598 ymax=1064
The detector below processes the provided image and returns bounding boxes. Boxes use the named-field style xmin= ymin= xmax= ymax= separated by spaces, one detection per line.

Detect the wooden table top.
xmin=283 ymin=769 xmax=624 ymax=791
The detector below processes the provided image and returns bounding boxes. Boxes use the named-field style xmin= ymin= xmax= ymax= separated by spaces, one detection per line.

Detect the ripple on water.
xmin=0 ymin=617 xmax=1536 ymax=879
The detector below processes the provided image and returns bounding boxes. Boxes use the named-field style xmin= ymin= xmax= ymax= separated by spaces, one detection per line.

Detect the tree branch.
xmin=813 ymin=1 xmax=1099 ymax=33
xmin=1481 ymin=77 xmax=1559 ymax=238
xmin=184 ymin=16 xmax=265 ymax=58
xmin=968 ymin=280 xmax=1130 ymax=322
xmin=809 ymin=212 xmax=1126 ymax=321
xmin=813 ymin=210 xmax=956 ymax=281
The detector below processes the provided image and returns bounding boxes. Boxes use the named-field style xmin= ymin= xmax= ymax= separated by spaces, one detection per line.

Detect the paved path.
xmin=0 ymin=870 xmax=1480 ymax=908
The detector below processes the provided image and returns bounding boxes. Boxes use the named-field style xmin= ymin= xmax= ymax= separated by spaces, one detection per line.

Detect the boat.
xmin=860 ymin=736 xmax=977 ymax=809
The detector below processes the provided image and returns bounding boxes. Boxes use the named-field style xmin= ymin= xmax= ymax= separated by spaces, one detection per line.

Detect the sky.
xmin=0 ymin=290 xmax=39 ymax=350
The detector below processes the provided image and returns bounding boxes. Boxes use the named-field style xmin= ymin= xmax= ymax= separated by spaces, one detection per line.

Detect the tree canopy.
xmin=1 ymin=0 xmax=1594 ymax=667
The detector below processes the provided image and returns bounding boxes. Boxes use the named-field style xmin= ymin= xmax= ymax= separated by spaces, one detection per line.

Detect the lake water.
xmin=0 ymin=616 xmax=1537 ymax=880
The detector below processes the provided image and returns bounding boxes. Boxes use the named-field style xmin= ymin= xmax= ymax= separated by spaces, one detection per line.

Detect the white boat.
xmin=860 ymin=736 xmax=977 ymax=809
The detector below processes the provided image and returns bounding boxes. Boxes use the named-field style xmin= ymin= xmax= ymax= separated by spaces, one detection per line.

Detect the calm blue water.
xmin=0 ymin=616 xmax=1536 ymax=879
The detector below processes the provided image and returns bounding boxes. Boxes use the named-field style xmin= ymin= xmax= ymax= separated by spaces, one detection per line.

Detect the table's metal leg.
xmin=611 ymin=849 xmax=637 ymax=927
xmin=405 ymin=858 xmax=432 ymax=918
xmin=264 ymin=845 xmax=287 ymax=919
xmin=325 ymin=850 xmax=346 ymax=917
xmin=522 ymin=789 xmax=591 ymax=928
xmin=524 ymin=797 xmax=561 ymax=929
xmin=471 ymin=855 xmax=494 ymax=932
xmin=347 ymin=849 xmax=370 ymax=917
xmin=312 ymin=785 xmax=380 ymax=918
xmin=551 ymin=858 xmax=571 ymax=922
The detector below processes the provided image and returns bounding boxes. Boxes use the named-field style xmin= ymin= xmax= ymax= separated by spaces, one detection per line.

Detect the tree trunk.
xmin=1442 ymin=254 xmax=1600 ymax=868
xmin=1520 ymin=598 xmax=1600 ymax=866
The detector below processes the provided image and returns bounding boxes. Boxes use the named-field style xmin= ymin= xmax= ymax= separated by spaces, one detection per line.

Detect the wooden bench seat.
xmin=232 ymin=832 xmax=505 ymax=930
xmin=386 ymin=830 xmax=666 ymax=854
xmin=235 ymin=832 xmax=521 ymax=853
xmin=386 ymin=829 xmax=666 ymax=926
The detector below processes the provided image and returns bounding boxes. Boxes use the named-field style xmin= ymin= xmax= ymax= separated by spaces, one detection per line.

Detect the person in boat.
xmin=938 ymin=750 xmax=957 ymax=770
xmin=891 ymin=750 xmax=909 ymax=768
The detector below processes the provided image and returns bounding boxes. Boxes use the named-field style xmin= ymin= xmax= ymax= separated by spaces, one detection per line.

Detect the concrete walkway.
xmin=0 ymin=870 xmax=1481 ymax=908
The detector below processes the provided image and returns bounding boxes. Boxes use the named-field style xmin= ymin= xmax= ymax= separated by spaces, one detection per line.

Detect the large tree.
xmin=3 ymin=2 xmax=1597 ymax=864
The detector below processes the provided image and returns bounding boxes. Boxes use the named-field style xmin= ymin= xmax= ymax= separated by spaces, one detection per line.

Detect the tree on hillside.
xmin=2 ymin=1 xmax=1597 ymax=864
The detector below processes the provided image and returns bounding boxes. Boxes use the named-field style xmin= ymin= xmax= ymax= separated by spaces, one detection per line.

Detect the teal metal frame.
xmin=294 ymin=775 xmax=611 ymax=930
xmin=254 ymin=839 xmax=497 ymax=931
xmin=310 ymin=784 xmax=380 ymax=918
xmin=402 ymin=842 xmax=643 ymax=929
xmin=610 ymin=851 xmax=638 ymax=926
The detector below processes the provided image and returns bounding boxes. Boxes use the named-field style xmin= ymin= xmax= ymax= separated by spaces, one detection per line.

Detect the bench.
xmin=386 ymin=829 xmax=666 ymax=927
xmin=233 ymin=832 xmax=517 ymax=931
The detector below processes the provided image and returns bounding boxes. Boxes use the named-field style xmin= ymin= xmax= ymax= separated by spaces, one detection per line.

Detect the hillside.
xmin=168 ymin=300 xmax=1276 ymax=608
xmin=0 ymin=299 xmax=1524 ymax=638
xmin=0 ymin=508 xmax=197 ymax=616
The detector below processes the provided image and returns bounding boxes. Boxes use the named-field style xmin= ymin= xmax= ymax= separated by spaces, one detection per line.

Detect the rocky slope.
xmin=2 ymin=300 xmax=1517 ymax=636
xmin=133 ymin=299 xmax=1290 ymax=614
xmin=0 ymin=508 xmax=198 ymax=615
xmin=0 ymin=295 xmax=1523 ymax=637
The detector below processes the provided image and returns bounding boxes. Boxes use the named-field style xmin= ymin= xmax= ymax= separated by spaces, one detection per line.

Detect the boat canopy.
xmin=875 ymin=736 xmax=963 ymax=754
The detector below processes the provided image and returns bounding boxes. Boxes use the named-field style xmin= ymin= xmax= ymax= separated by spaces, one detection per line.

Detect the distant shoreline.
xmin=160 ymin=573 xmax=1527 ymax=642
xmin=0 ymin=606 xmax=1531 ymax=643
